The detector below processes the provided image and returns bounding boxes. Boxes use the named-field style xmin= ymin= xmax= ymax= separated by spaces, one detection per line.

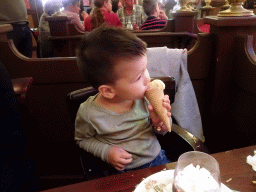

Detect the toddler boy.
xmin=75 ymin=25 xmax=172 ymax=171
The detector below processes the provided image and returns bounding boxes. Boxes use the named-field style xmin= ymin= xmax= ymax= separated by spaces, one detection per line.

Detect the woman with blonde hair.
xmin=83 ymin=0 xmax=122 ymax=31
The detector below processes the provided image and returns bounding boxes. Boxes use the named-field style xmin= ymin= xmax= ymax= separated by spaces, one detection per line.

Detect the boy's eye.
xmin=136 ymin=75 xmax=142 ymax=81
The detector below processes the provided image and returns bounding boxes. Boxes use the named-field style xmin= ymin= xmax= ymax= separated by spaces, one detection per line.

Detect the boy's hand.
xmin=148 ymin=95 xmax=171 ymax=133
xmin=108 ymin=146 xmax=133 ymax=171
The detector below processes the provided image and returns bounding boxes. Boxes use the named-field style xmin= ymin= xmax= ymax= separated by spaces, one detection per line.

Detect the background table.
xmin=44 ymin=145 xmax=256 ymax=192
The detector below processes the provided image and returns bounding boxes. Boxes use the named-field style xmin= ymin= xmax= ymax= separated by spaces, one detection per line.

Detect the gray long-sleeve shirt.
xmin=75 ymin=94 xmax=161 ymax=169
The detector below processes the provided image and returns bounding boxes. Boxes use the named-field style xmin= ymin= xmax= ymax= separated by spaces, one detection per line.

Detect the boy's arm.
xmin=75 ymin=115 xmax=132 ymax=170
xmin=75 ymin=111 xmax=112 ymax=163
xmin=76 ymin=138 xmax=112 ymax=163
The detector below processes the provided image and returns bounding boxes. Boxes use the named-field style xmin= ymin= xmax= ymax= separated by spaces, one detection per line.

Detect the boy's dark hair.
xmin=76 ymin=25 xmax=147 ymax=89
xmin=143 ymin=0 xmax=157 ymax=16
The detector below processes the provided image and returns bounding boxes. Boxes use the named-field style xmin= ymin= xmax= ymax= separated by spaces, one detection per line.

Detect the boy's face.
xmin=112 ymin=54 xmax=150 ymax=101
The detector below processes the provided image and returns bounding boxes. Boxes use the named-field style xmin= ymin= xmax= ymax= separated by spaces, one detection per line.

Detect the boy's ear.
xmin=98 ymin=85 xmax=115 ymax=99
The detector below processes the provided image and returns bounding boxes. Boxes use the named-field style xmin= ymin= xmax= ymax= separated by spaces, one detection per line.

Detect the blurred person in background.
xmin=0 ymin=0 xmax=32 ymax=58
xmin=38 ymin=1 xmax=60 ymax=58
xmin=117 ymin=0 xmax=147 ymax=29
xmin=62 ymin=0 xmax=89 ymax=31
xmin=139 ymin=0 xmax=168 ymax=30
xmin=83 ymin=0 xmax=122 ymax=31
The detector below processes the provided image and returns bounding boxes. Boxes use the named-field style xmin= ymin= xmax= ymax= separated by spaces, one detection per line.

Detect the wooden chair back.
xmin=45 ymin=16 xmax=72 ymax=36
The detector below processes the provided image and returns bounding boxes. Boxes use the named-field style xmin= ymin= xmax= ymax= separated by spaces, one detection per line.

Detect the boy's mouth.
xmin=145 ymin=85 xmax=150 ymax=92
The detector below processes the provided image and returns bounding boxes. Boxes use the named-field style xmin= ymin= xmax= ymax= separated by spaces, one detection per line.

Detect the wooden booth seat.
xmin=228 ymin=35 xmax=256 ymax=147
xmin=46 ymin=16 xmax=208 ymax=57
xmin=0 ymin=29 xmax=88 ymax=190
xmin=48 ymin=31 xmax=199 ymax=57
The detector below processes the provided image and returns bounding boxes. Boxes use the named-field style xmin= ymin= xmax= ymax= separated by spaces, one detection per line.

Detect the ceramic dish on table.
xmin=134 ymin=170 xmax=234 ymax=192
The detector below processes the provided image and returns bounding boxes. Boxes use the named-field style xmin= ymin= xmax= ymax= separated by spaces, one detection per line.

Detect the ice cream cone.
xmin=145 ymin=79 xmax=171 ymax=132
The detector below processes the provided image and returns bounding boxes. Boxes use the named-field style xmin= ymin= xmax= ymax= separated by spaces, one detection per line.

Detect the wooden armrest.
xmin=12 ymin=77 xmax=33 ymax=98
xmin=172 ymin=123 xmax=209 ymax=153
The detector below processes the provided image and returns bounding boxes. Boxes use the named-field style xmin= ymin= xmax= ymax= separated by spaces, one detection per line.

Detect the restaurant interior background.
xmin=25 ymin=0 xmax=227 ymax=51
xmin=25 ymin=0 xmax=228 ymax=30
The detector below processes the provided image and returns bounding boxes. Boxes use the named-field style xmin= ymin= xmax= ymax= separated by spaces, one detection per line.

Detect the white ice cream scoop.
xmin=247 ymin=150 xmax=256 ymax=171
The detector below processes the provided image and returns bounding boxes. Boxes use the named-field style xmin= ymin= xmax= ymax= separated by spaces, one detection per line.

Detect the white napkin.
xmin=247 ymin=150 xmax=256 ymax=171
xmin=147 ymin=47 xmax=204 ymax=142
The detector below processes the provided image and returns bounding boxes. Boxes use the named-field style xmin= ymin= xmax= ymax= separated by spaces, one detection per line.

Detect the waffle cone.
xmin=145 ymin=81 xmax=171 ymax=132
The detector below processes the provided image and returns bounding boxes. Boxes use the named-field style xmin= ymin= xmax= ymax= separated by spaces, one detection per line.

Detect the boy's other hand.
xmin=148 ymin=95 xmax=171 ymax=133
xmin=108 ymin=146 xmax=133 ymax=171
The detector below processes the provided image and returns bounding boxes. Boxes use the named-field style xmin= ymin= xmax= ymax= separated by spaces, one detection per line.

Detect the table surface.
xmin=43 ymin=145 xmax=256 ymax=192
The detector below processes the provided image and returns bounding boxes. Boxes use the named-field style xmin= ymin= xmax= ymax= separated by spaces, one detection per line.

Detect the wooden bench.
xmin=0 ymin=24 xmax=89 ymax=190
xmin=136 ymin=31 xmax=198 ymax=49
xmin=48 ymin=31 xmax=199 ymax=57
xmin=45 ymin=13 xmax=210 ymax=57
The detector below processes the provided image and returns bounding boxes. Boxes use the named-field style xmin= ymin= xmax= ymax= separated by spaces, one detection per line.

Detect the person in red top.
xmin=84 ymin=0 xmax=122 ymax=31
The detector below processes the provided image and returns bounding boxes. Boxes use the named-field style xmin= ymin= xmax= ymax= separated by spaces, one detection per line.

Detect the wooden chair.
xmin=66 ymin=76 xmax=209 ymax=180
xmin=45 ymin=16 xmax=73 ymax=37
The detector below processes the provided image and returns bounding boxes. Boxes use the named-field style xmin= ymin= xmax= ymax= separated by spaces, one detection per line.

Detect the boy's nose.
xmin=144 ymin=69 xmax=150 ymax=85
